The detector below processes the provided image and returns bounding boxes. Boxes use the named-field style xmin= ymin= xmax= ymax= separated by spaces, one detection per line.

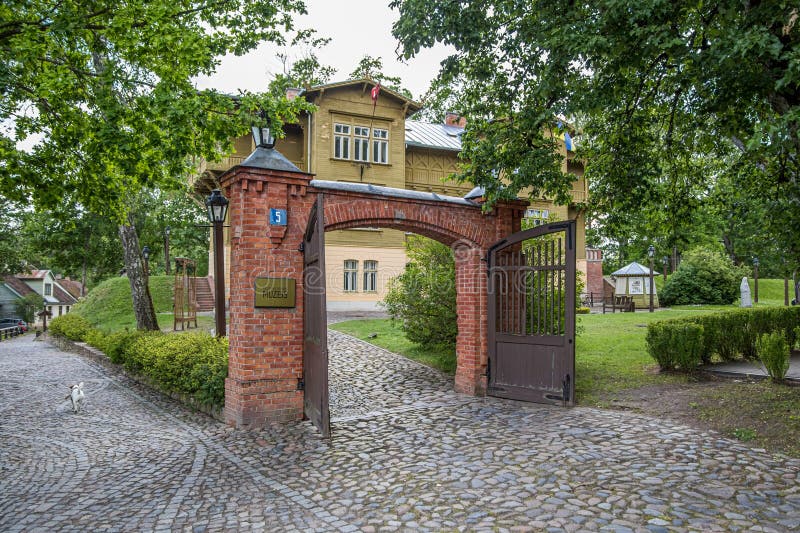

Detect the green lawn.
xmin=331 ymin=308 xmax=728 ymax=405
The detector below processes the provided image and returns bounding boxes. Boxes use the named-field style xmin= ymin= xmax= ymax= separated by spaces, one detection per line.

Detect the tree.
xmin=1 ymin=1 xmax=314 ymax=329
xmin=349 ymin=55 xmax=413 ymax=98
xmin=268 ymin=35 xmax=337 ymax=97
xmin=15 ymin=293 xmax=44 ymax=324
xmin=0 ymin=202 xmax=26 ymax=275
xmin=391 ymin=1 xmax=800 ymax=265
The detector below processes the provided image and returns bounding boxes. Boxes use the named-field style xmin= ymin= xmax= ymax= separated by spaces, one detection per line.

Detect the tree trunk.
xmin=81 ymin=230 xmax=89 ymax=297
xmin=119 ymin=215 xmax=159 ymax=331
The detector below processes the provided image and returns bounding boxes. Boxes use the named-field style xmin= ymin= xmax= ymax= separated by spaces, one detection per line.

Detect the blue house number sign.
xmin=269 ymin=208 xmax=287 ymax=226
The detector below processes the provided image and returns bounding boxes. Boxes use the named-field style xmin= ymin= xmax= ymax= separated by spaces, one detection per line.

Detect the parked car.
xmin=0 ymin=318 xmax=27 ymax=332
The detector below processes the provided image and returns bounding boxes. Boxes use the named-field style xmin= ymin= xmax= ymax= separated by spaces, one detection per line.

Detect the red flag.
xmin=371 ymin=83 xmax=380 ymax=107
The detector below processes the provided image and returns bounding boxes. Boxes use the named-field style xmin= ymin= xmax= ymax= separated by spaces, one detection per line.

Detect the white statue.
xmin=740 ymin=277 xmax=752 ymax=308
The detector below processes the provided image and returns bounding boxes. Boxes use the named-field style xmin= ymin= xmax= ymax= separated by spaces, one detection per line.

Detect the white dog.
xmin=66 ymin=383 xmax=85 ymax=413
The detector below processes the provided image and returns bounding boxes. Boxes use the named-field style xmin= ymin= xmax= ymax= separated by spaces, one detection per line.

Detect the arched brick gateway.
xmin=219 ymin=153 xmax=526 ymax=429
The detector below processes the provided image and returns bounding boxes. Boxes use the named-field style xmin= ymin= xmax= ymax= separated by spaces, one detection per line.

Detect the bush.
xmin=757 ymin=332 xmax=790 ymax=381
xmin=49 ymin=313 xmax=93 ymax=341
xmin=660 ymin=247 xmax=747 ymax=306
xmin=646 ymin=322 xmax=704 ymax=370
xmin=382 ymin=236 xmax=458 ymax=347
xmin=646 ymin=306 xmax=800 ymax=370
xmin=577 ymin=307 xmax=591 ymax=314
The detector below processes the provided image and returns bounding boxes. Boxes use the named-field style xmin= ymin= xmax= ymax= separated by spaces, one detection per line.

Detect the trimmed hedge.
xmin=647 ymin=306 xmax=800 ymax=371
xmin=49 ymin=313 xmax=93 ymax=341
xmin=757 ymin=332 xmax=790 ymax=381
xmin=48 ymin=320 xmax=228 ymax=407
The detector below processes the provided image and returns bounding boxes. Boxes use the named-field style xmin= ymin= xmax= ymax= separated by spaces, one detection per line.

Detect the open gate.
xmin=487 ymin=221 xmax=576 ymax=406
xmin=303 ymin=194 xmax=331 ymax=437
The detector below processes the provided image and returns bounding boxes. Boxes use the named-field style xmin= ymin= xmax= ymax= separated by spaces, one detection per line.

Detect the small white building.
xmin=608 ymin=262 xmax=659 ymax=308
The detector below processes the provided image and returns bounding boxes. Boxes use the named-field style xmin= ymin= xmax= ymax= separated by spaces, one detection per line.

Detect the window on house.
xmin=354 ymin=126 xmax=370 ymax=162
xmin=44 ymin=283 xmax=52 ymax=296
xmin=58 ymin=306 xmax=63 ymax=316
xmin=66 ymin=306 xmax=70 ymax=313
xmin=344 ymin=260 xmax=358 ymax=292
xmin=372 ymin=128 xmax=389 ymax=164
xmin=524 ymin=208 xmax=550 ymax=227
xmin=363 ymin=260 xmax=378 ymax=292
xmin=334 ymin=123 xmax=351 ymax=159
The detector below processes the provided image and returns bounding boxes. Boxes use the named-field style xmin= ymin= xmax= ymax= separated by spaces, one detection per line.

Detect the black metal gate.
xmin=303 ymin=194 xmax=330 ymax=437
xmin=487 ymin=221 xmax=576 ymax=406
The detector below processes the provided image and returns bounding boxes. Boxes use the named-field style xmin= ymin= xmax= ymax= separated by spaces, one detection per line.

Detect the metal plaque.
xmin=254 ymin=277 xmax=296 ymax=308
xmin=270 ymin=208 xmax=287 ymax=226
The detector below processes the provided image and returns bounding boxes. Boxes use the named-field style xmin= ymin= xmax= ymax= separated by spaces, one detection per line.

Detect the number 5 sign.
xmin=269 ymin=208 xmax=287 ymax=226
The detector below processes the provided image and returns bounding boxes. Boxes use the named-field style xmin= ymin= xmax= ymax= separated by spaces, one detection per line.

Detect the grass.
xmin=72 ymin=275 xmax=195 ymax=333
xmin=694 ymin=380 xmax=800 ymax=456
xmin=331 ymin=308 xmax=725 ymax=404
xmin=330 ymin=319 xmax=457 ymax=373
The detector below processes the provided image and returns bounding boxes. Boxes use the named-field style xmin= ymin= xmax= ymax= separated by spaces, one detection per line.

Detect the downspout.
xmin=307 ymin=112 xmax=313 ymax=173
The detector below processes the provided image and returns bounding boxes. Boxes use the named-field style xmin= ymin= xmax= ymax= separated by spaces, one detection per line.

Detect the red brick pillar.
xmin=453 ymin=243 xmax=488 ymax=395
xmin=219 ymin=165 xmax=313 ymax=428
xmin=586 ymin=248 xmax=604 ymax=299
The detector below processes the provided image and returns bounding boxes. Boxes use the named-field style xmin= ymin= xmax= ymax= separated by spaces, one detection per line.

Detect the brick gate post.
xmin=219 ymin=152 xmax=314 ymax=428
xmin=453 ymin=243 xmax=488 ymax=395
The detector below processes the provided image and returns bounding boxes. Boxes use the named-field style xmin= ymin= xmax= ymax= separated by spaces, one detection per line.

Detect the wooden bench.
xmin=603 ymin=295 xmax=635 ymax=314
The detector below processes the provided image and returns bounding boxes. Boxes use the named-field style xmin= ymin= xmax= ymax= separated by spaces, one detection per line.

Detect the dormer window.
xmin=44 ymin=283 xmax=52 ymax=296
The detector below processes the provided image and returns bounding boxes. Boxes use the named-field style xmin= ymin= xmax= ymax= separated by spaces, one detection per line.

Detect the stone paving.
xmin=1 ymin=332 xmax=799 ymax=532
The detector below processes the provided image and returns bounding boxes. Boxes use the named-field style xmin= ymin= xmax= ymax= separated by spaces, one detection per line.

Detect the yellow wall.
xmin=325 ymin=245 xmax=407 ymax=303
xmin=306 ymin=86 xmax=407 ymax=188
xmin=405 ymin=147 xmax=467 ymax=196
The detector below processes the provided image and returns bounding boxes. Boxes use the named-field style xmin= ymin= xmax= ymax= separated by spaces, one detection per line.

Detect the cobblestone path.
xmin=1 ymin=333 xmax=799 ymax=532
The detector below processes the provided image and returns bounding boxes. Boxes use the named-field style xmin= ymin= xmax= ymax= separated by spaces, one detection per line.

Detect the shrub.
xmin=757 ymin=332 xmax=790 ymax=381
xmin=660 ymin=247 xmax=747 ymax=306
xmin=49 ymin=313 xmax=93 ymax=341
xmin=646 ymin=322 xmax=704 ymax=370
xmin=795 ymin=326 xmax=800 ymax=350
xmin=382 ymin=236 xmax=458 ymax=347
xmin=577 ymin=307 xmax=591 ymax=314
xmin=646 ymin=306 xmax=800 ymax=371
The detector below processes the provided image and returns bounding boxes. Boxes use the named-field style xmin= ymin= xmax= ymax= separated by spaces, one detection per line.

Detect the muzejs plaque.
xmin=254 ymin=277 xmax=296 ymax=308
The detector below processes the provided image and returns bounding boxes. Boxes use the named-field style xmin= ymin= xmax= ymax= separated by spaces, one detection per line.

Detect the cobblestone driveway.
xmin=1 ymin=333 xmax=799 ymax=532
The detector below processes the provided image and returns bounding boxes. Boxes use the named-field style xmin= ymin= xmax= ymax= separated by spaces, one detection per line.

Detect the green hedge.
xmin=647 ymin=306 xmax=800 ymax=371
xmin=49 ymin=313 xmax=93 ymax=341
xmin=48 ymin=320 xmax=228 ymax=406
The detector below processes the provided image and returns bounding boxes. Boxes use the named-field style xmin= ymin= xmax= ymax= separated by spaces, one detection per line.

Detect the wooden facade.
xmin=193 ymin=79 xmax=587 ymax=309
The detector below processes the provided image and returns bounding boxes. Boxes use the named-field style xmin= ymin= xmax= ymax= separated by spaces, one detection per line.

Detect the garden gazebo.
xmin=609 ymin=262 xmax=659 ymax=308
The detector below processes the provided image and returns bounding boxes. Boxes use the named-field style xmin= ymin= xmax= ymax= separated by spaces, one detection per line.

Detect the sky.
xmin=193 ymin=0 xmax=453 ymax=101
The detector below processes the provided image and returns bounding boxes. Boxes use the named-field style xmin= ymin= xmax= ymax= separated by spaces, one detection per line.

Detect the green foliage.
xmin=381 ymin=236 xmax=457 ymax=348
xmin=795 ymin=326 xmax=800 ymax=350
xmin=2 ymin=0 xmax=315 ymax=218
xmin=757 ymin=332 xmax=791 ymax=382
xmin=645 ymin=322 xmax=704 ymax=371
xmin=15 ymin=292 xmax=44 ymax=324
xmin=660 ymin=247 xmax=746 ymax=306
xmin=646 ymin=306 xmax=800 ymax=370
xmin=51 ymin=320 xmax=227 ymax=406
xmin=49 ymin=313 xmax=93 ymax=341
xmin=71 ymin=275 xmax=174 ymax=333
xmin=349 ymin=55 xmax=413 ymax=99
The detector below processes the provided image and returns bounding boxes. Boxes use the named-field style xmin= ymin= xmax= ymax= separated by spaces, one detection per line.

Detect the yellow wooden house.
xmin=192 ymin=79 xmax=588 ymax=310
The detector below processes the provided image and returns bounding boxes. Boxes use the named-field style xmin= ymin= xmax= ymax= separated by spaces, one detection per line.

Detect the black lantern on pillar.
xmin=753 ymin=256 xmax=759 ymax=304
xmin=662 ymin=255 xmax=669 ymax=282
xmin=648 ymin=245 xmax=655 ymax=312
xmin=205 ymin=189 xmax=229 ymax=337
xmin=142 ymin=245 xmax=151 ymax=276
xmin=251 ymin=110 xmax=275 ymax=149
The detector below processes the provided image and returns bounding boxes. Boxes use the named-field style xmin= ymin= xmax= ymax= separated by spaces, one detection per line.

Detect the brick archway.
xmin=220 ymin=162 xmax=525 ymax=428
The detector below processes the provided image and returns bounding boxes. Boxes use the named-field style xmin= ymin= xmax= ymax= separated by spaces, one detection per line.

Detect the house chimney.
xmin=285 ymin=87 xmax=302 ymax=101
xmin=444 ymin=112 xmax=466 ymax=128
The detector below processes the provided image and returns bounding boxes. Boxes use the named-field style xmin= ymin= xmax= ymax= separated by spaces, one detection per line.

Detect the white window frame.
xmin=372 ymin=128 xmax=389 ymax=164
xmin=524 ymin=208 xmax=550 ymax=227
xmin=334 ymin=123 xmax=351 ymax=160
xmin=344 ymin=260 xmax=358 ymax=292
xmin=353 ymin=126 xmax=370 ymax=162
xmin=363 ymin=260 xmax=378 ymax=292
xmin=44 ymin=283 xmax=52 ymax=296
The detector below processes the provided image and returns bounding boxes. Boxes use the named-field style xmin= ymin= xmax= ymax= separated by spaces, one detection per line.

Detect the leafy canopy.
xmin=391 ymin=1 xmax=799 ymax=236
xmin=1 ymin=0 xmax=314 ymax=218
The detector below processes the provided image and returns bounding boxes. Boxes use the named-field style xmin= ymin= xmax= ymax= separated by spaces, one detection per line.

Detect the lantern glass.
xmin=142 ymin=246 xmax=150 ymax=260
xmin=753 ymin=257 xmax=759 ymax=267
xmin=647 ymin=245 xmax=655 ymax=258
xmin=205 ymin=189 xmax=229 ymax=223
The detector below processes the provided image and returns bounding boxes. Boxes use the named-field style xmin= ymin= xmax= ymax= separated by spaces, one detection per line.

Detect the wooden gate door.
xmin=487 ymin=221 xmax=576 ymax=406
xmin=303 ymin=194 xmax=330 ymax=437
